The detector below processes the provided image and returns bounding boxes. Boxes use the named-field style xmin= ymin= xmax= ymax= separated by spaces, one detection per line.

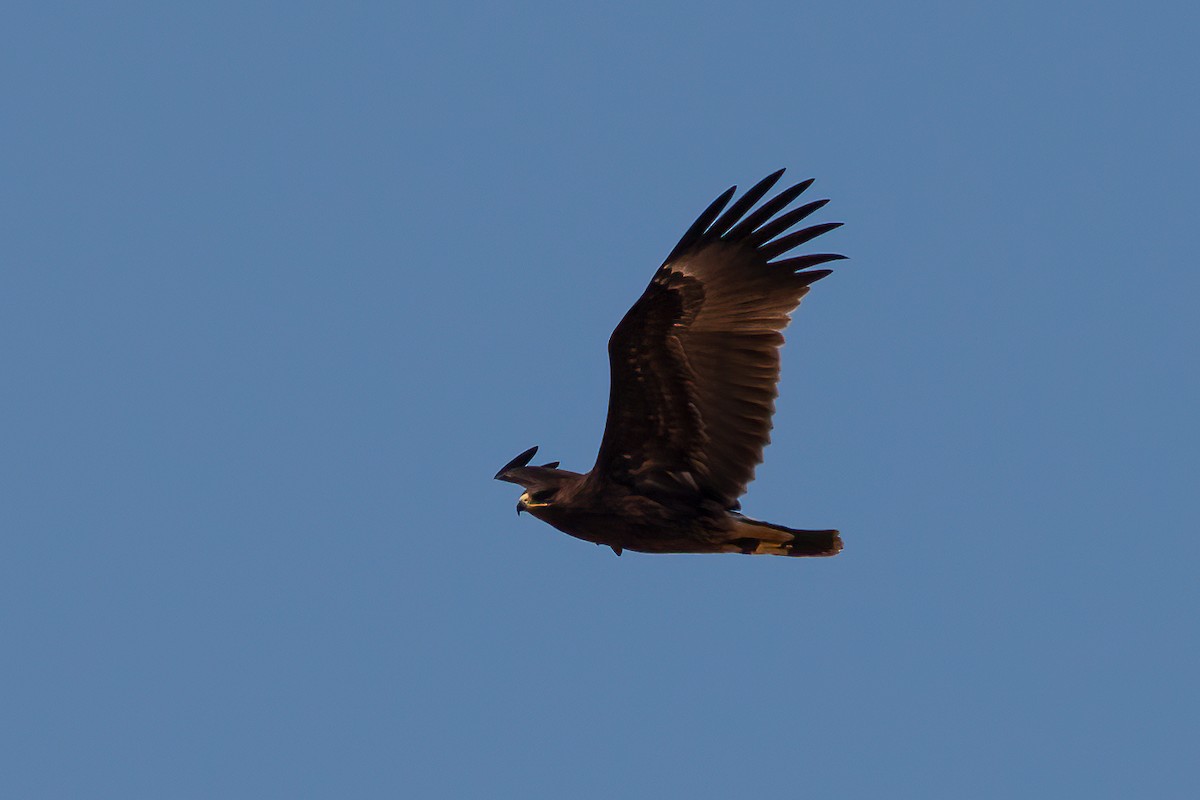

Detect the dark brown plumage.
xmin=495 ymin=169 xmax=844 ymax=557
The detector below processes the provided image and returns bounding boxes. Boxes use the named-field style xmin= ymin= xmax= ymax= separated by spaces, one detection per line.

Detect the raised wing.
xmin=590 ymin=170 xmax=843 ymax=507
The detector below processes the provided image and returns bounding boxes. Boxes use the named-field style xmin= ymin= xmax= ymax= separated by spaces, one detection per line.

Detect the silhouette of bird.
xmin=495 ymin=169 xmax=844 ymax=557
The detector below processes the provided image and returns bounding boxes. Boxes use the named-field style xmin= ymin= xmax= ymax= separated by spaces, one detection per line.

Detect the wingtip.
xmin=663 ymin=184 xmax=739 ymax=264
xmin=494 ymin=445 xmax=539 ymax=480
xmin=780 ymin=252 xmax=847 ymax=269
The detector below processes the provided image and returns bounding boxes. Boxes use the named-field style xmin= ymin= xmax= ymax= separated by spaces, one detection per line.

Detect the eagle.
xmin=495 ymin=169 xmax=844 ymax=557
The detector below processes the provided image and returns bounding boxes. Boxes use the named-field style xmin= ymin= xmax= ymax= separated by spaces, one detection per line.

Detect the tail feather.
xmin=722 ymin=515 xmax=843 ymax=557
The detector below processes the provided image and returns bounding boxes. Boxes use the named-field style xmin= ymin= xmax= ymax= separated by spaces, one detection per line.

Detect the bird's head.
xmin=493 ymin=445 xmax=575 ymax=515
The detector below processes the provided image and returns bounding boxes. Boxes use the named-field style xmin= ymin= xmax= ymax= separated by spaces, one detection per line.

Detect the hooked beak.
xmin=516 ymin=491 xmax=550 ymax=516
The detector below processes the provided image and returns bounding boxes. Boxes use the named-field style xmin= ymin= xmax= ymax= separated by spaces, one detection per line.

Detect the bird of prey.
xmin=495 ymin=169 xmax=844 ymax=557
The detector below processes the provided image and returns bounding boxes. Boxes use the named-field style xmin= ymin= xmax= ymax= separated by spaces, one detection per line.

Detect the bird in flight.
xmin=495 ymin=169 xmax=844 ymax=557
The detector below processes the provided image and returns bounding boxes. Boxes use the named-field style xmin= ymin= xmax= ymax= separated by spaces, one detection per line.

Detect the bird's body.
xmin=520 ymin=471 xmax=730 ymax=555
xmin=495 ymin=170 xmax=845 ymax=558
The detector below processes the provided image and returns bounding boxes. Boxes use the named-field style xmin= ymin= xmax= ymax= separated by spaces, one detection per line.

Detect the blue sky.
xmin=3 ymin=2 xmax=1197 ymax=797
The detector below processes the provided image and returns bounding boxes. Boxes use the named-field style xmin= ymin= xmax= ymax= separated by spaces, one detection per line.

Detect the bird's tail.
xmin=722 ymin=515 xmax=843 ymax=557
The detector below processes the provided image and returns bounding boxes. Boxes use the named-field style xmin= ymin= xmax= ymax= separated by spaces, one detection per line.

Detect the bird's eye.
xmin=530 ymin=489 xmax=556 ymax=503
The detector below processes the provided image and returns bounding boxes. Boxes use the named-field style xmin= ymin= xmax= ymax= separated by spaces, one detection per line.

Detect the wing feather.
xmin=708 ymin=169 xmax=785 ymax=237
xmin=591 ymin=170 xmax=843 ymax=505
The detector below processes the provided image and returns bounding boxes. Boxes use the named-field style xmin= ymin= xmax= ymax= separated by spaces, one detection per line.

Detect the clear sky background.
xmin=3 ymin=2 xmax=1197 ymax=797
